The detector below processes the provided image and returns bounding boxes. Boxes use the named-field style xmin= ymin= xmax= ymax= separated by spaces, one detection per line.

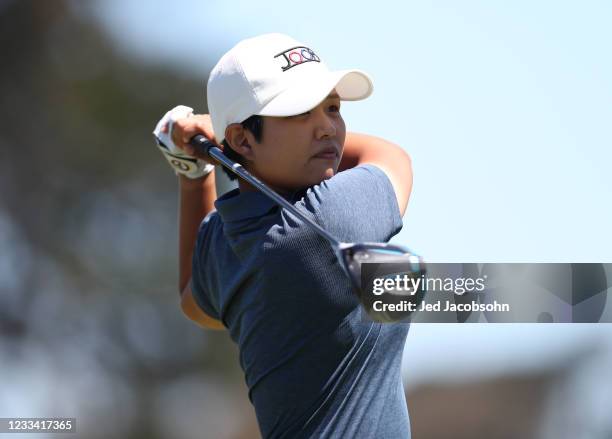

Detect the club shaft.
xmin=191 ymin=135 xmax=342 ymax=247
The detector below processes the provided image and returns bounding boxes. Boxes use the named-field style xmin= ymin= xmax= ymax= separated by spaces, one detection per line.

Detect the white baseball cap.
xmin=207 ymin=33 xmax=373 ymax=143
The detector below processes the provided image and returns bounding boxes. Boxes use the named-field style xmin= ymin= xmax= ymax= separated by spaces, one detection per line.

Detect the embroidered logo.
xmin=274 ymin=46 xmax=321 ymax=71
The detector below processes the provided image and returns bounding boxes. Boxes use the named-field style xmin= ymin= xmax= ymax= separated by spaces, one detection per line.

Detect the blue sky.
xmin=90 ymin=0 xmax=612 ymax=263
xmin=86 ymin=0 xmax=612 ymax=385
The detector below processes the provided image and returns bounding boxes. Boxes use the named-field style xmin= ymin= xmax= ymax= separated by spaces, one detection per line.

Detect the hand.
xmin=166 ymin=113 xmax=221 ymax=165
xmin=152 ymin=106 xmax=220 ymax=179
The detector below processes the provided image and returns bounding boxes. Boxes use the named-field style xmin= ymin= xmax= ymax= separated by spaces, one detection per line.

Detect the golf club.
xmin=190 ymin=134 xmax=427 ymax=322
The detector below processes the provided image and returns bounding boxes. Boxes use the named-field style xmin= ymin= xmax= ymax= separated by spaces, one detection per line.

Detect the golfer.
xmin=153 ymin=33 xmax=414 ymax=438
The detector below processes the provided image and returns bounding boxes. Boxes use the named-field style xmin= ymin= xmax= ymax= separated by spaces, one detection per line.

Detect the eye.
xmin=328 ymin=104 xmax=340 ymax=113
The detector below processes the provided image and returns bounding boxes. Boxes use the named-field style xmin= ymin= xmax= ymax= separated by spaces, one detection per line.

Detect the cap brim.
xmin=257 ymin=69 xmax=373 ymax=117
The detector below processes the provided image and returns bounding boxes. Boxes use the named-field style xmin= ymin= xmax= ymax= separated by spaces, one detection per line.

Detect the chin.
xmin=297 ymin=166 xmax=337 ymax=189
xmin=322 ymin=167 xmax=336 ymax=180
xmin=311 ymin=169 xmax=335 ymax=184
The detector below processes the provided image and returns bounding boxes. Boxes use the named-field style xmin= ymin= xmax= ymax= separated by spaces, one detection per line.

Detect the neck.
xmin=237 ymin=177 xmax=295 ymax=199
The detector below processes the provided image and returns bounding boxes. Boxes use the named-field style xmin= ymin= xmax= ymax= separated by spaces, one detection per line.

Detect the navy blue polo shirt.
xmin=191 ymin=164 xmax=411 ymax=438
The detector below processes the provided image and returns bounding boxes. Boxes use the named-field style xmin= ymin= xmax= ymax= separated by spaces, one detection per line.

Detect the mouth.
xmin=312 ymin=146 xmax=339 ymax=161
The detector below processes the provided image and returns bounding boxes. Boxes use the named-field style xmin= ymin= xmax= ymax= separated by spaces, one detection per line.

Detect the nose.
xmin=313 ymin=107 xmax=336 ymax=139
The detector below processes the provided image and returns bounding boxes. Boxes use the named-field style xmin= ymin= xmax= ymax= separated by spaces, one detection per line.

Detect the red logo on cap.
xmin=274 ymin=46 xmax=321 ymax=71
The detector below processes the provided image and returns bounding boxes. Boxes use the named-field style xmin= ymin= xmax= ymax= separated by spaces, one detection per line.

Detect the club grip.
xmin=189 ymin=134 xmax=216 ymax=157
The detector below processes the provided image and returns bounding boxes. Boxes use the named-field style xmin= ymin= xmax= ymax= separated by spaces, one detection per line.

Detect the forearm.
xmin=178 ymin=172 xmax=217 ymax=293
xmin=339 ymin=132 xmax=403 ymax=172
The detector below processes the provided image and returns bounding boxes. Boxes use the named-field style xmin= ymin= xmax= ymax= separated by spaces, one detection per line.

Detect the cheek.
xmin=261 ymin=131 xmax=309 ymax=166
xmin=336 ymin=118 xmax=347 ymax=141
xmin=253 ymin=139 xmax=302 ymax=180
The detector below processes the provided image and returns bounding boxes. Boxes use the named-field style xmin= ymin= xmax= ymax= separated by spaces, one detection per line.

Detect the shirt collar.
xmin=215 ymin=187 xmax=302 ymax=222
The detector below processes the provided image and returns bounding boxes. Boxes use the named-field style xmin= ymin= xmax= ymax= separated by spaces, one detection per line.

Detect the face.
xmin=242 ymin=90 xmax=346 ymax=193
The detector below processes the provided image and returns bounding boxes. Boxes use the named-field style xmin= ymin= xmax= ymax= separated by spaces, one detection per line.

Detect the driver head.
xmin=337 ymin=243 xmax=427 ymax=323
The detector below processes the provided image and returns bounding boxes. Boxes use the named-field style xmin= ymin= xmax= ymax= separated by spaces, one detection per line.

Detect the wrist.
xmin=178 ymin=172 xmax=213 ymax=190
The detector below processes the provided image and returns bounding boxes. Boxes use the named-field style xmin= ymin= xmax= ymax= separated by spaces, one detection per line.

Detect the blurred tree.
xmin=0 ymin=1 xmax=256 ymax=437
xmin=1 ymin=0 xmax=204 ymax=273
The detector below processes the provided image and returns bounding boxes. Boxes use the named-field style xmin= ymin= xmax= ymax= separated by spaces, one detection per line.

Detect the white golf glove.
xmin=153 ymin=105 xmax=215 ymax=179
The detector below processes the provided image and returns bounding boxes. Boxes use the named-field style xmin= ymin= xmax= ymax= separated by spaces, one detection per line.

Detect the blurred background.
xmin=1 ymin=0 xmax=611 ymax=438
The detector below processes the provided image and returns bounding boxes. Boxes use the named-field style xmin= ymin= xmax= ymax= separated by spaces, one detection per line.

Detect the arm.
xmin=164 ymin=114 xmax=225 ymax=330
xmin=178 ymin=173 xmax=225 ymax=330
xmin=178 ymin=174 xmax=215 ymax=293
xmin=338 ymin=132 xmax=413 ymax=217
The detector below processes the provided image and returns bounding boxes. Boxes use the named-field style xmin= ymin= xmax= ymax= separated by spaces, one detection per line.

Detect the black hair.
xmin=220 ymin=115 xmax=264 ymax=181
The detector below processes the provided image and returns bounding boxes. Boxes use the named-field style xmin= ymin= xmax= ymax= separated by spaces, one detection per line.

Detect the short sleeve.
xmin=190 ymin=211 xmax=221 ymax=320
xmin=297 ymin=164 xmax=404 ymax=243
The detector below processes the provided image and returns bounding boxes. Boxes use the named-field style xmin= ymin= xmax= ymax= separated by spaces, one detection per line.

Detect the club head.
xmin=336 ymin=242 xmax=427 ymax=323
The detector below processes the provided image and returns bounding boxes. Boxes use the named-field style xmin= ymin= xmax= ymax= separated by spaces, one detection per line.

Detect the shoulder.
xmin=331 ymin=163 xmax=389 ymax=182
xmin=299 ymin=164 xmax=397 ymax=210
xmin=300 ymin=164 xmax=392 ymax=202
xmin=292 ymin=165 xmax=403 ymax=243
xmin=197 ymin=210 xmax=221 ymax=239
xmin=193 ymin=210 xmax=222 ymax=265
xmin=202 ymin=209 xmax=220 ymax=228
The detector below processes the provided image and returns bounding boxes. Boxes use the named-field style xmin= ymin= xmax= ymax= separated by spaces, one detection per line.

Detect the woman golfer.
xmin=153 ymin=33 xmax=414 ymax=438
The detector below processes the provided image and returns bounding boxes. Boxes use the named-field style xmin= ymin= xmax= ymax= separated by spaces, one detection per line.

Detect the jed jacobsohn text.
xmin=372 ymin=274 xmax=486 ymax=296
xmin=373 ymin=298 xmax=510 ymax=313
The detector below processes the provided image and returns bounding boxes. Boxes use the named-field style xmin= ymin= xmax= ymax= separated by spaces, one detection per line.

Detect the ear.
xmin=225 ymin=124 xmax=255 ymax=161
